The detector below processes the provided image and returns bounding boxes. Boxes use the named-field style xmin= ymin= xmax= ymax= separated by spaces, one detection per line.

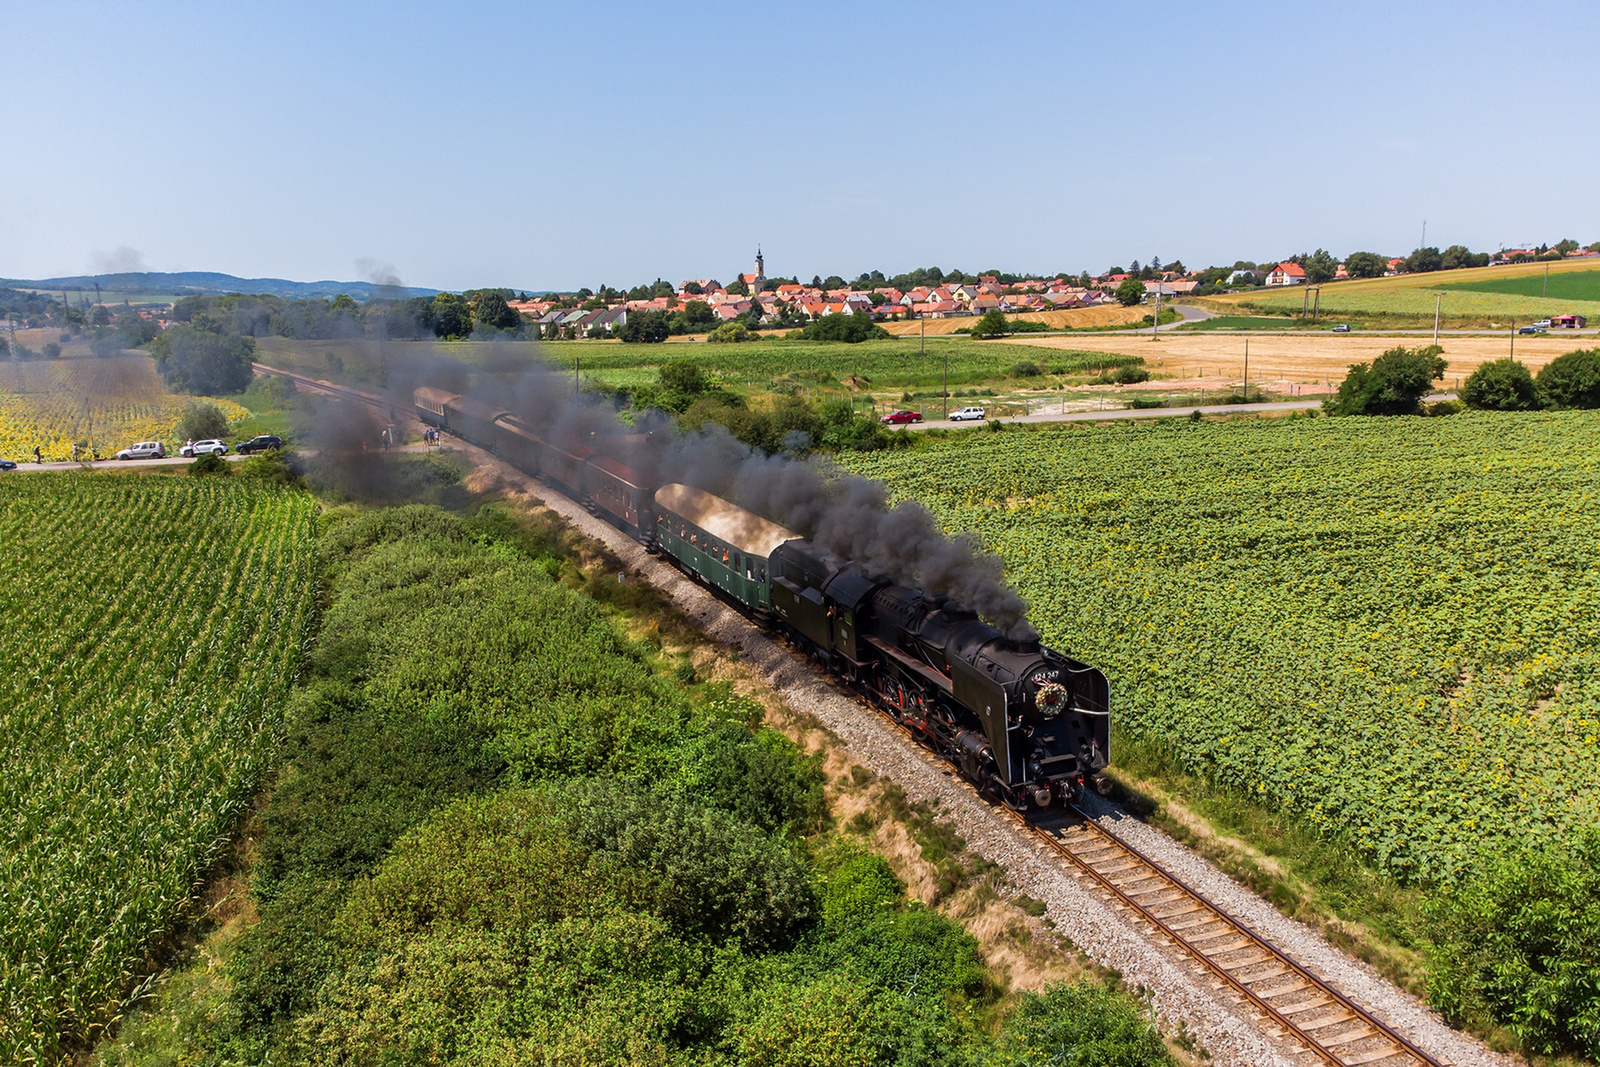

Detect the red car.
xmin=880 ymin=409 xmax=923 ymax=424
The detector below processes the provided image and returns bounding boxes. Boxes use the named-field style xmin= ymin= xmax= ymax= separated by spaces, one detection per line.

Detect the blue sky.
xmin=2 ymin=2 xmax=1595 ymax=292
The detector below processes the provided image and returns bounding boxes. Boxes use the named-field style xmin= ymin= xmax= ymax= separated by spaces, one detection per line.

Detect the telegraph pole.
xmin=1151 ymin=287 xmax=1161 ymax=340
xmin=1243 ymin=338 xmax=1249 ymax=401
xmin=1543 ymin=263 xmax=1549 ymax=298
xmin=1509 ymin=320 xmax=1516 ymax=361
xmin=1432 ymin=292 xmax=1443 ymax=347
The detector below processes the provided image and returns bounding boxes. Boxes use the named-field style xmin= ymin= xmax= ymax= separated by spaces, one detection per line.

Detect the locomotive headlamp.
xmin=1035 ymin=682 xmax=1069 ymax=718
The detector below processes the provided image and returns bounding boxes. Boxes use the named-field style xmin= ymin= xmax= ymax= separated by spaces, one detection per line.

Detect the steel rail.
xmin=1013 ymin=804 xmax=1446 ymax=1067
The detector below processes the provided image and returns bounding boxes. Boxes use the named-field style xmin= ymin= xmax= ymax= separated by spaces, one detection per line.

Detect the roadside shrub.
xmin=177 ymin=399 xmax=230 ymax=441
xmin=1115 ymin=365 xmax=1150 ymax=384
xmin=187 ymin=452 xmax=230 ymax=477
xmin=1128 ymin=395 xmax=1165 ymax=409
xmin=1009 ymin=361 xmax=1043 ymax=377
xmin=1535 ymin=348 xmax=1600 ymax=409
xmin=1425 ymin=829 xmax=1600 ymax=1058
xmin=1324 ymin=344 xmax=1446 ymax=416
xmin=1424 ymin=399 xmax=1465 ymax=416
xmin=1461 ymin=358 xmax=1540 ymax=410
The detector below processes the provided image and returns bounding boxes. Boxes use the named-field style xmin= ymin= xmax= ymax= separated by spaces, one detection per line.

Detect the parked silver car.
xmin=115 ymin=441 xmax=166 ymax=460
xmin=180 ymin=439 xmax=228 ymax=457
xmin=949 ymin=406 xmax=987 ymax=421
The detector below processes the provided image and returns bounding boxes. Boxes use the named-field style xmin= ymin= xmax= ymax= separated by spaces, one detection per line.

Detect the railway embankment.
xmin=451 ymin=436 xmax=1514 ymax=1067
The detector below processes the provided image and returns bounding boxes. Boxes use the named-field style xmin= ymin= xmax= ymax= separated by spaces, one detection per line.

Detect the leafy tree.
xmin=707 ymin=321 xmax=751 ymax=343
xmin=1535 ymin=348 xmax=1600 ymax=409
xmin=1114 ymin=278 xmax=1146 ymax=306
xmin=1441 ymin=244 xmax=1490 ymax=271
xmin=431 ymin=293 xmax=471 ymax=339
xmin=1461 ymin=358 xmax=1540 ymax=410
xmin=1406 ymin=246 xmax=1443 ymax=273
xmin=1324 ymin=344 xmax=1447 ymax=416
xmin=796 ymin=311 xmax=889 ymax=343
xmin=1344 ymin=251 xmax=1388 ymax=278
xmin=329 ymin=293 xmax=357 ymax=314
xmin=1554 ymin=238 xmax=1580 ymax=255
xmin=680 ymin=281 xmax=703 ymax=296
xmin=658 ymin=360 xmax=708 ymax=395
xmin=669 ymin=300 xmax=716 ymax=334
xmin=619 ymin=310 xmax=670 ymax=343
xmin=177 ymin=400 xmax=230 ymax=440
xmin=821 ymin=275 xmax=846 ymax=290
xmin=970 ymin=310 xmax=1009 ymax=339
xmin=1304 ymin=248 xmax=1339 ymax=284
xmin=1426 ymin=830 xmax=1600 ymax=1058
xmin=150 ymin=321 xmax=256 ymax=395
xmin=725 ymin=277 xmax=749 ymax=296
xmin=474 ymin=290 xmax=521 ymax=331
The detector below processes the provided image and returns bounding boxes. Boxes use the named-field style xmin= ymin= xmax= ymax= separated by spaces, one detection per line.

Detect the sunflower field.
xmin=0 ymin=474 xmax=315 ymax=1062
xmin=0 ymin=358 xmax=249 ymax=462
xmin=848 ymin=411 xmax=1600 ymax=883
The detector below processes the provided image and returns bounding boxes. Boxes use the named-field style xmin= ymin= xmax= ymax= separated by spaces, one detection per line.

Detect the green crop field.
xmin=253 ymin=334 xmax=1133 ymax=395
xmin=1439 ymin=267 xmax=1600 ymax=302
xmin=847 ymin=413 xmax=1600 ymax=883
xmin=1177 ymin=315 xmax=1329 ymax=331
xmin=0 ymin=475 xmax=315 ymax=1063
xmin=1211 ymin=263 xmax=1600 ymax=324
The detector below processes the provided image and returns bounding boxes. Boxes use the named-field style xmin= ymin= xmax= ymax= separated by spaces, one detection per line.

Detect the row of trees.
xmin=1325 ymin=345 xmax=1600 ymax=416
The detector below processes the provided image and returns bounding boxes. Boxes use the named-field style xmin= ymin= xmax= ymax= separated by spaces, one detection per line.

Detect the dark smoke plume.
xmin=369 ymin=338 xmax=1037 ymax=639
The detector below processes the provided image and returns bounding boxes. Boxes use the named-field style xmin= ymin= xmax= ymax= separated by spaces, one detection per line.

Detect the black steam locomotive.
xmin=415 ymin=387 xmax=1111 ymax=809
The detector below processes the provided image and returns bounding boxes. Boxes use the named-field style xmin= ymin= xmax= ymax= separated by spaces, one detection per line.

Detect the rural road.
xmin=909 ymin=397 xmax=1323 ymax=429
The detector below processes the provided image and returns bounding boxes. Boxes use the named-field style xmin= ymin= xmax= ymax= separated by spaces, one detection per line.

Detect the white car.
xmin=181 ymin=439 xmax=228 ymax=457
xmin=115 ymin=441 xmax=166 ymax=460
xmin=949 ymin=406 xmax=987 ymax=421
xmin=1533 ymin=318 xmax=1553 ymax=329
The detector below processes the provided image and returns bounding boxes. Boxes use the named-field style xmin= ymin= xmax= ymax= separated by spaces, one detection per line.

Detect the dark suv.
xmin=236 ymin=434 xmax=284 ymax=455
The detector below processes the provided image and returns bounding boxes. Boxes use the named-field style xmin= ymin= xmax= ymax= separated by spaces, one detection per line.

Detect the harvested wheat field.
xmin=879 ymin=303 xmax=1146 ymax=336
xmin=999 ymin=332 xmax=1584 ymax=391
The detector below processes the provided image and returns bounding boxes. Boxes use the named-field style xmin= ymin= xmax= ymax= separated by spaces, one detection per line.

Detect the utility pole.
xmin=1243 ymin=338 xmax=1249 ymax=401
xmin=1301 ymin=286 xmax=1310 ymax=318
xmin=1311 ymin=285 xmax=1321 ymax=320
xmin=1543 ymin=263 xmax=1549 ymax=298
xmin=1509 ymin=320 xmax=1515 ymax=361
xmin=1432 ymin=292 xmax=1443 ymax=347
xmin=1151 ymin=287 xmax=1161 ymax=340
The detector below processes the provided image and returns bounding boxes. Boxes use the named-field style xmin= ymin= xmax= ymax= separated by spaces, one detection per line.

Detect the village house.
xmin=1264 ymin=262 xmax=1307 ymax=286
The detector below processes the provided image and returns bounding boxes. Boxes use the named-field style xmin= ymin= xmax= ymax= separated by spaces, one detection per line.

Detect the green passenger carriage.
xmin=652 ymin=483 xmax=799 ymax=614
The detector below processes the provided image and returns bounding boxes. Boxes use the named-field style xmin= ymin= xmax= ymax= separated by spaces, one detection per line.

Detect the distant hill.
xmin=1 ymin=271 xmax=440 ymax=301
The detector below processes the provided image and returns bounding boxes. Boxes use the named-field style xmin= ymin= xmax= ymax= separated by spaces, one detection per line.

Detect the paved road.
xmin=6 ymin=453 xmax=251 ymax=473
xmin=908 ymin=398 xmax=1323 ymax=429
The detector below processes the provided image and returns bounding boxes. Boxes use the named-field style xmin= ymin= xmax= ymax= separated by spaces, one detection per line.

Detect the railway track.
xmin=302 ymin=386 xmax=1454 ymax=1067
xmin=1013 ymin=805 xmax=1445 ymax=1067
xmin=251 ymin=364 xmax=393 ymax=410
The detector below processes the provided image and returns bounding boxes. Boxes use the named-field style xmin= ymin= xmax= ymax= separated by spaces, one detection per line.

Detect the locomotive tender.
xmin=415 ymin=386 xmax=1111 ymax=809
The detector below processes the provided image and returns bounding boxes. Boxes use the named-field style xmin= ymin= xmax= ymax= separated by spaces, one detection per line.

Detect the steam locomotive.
xmin=415 ymin=386 xmax=1111 ymax=809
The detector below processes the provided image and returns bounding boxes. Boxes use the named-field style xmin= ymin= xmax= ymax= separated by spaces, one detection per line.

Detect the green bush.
xmin=796 ymin=310 xmax=890 ymax=343
xmin=1324 ymin=344 xmax=1447 ymax=416
xmin=1425 ymin=830 xmax=1600 ymax=1057
xmin=707 ymin=321 xmax=752 ymax=343
xmin=177 ymin=399 xmax=230 ymax=441
xmin=1115 ymin=365 xmax=1150 ymax=384
xmin=1461 ymin=358 xmax=1540 ymax=410
xmin=971 ymin=310 xmax=1009 ymax=339
xmin=992 ymin=980 xmax=1173 ymax=1067
xmin=187 ymin=452 xmax=231 ymax=477
xmin=1009 ymin=361 xmax=1043 ymax=377
xmin=1535 ymin=348 xmax=1600 ymax=409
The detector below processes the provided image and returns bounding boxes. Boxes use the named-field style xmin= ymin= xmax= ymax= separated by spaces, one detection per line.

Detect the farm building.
xmin=1553 ymin=313 xmax=1588 ymax=328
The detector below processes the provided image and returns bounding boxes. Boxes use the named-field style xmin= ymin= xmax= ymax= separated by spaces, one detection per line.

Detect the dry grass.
xmin=879 ymin=304 xmax=1146 ymax=336
xmin=998 ymin=331 xmax=1581 ymax=391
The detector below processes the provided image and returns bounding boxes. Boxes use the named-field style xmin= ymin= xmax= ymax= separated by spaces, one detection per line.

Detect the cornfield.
xmin=0 ymin=474 xmax=315 ymax=1063
xmin=0 ymin=358 xmax=249 ymax=462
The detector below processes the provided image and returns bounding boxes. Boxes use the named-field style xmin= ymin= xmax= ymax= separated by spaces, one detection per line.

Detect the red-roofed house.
xmin=1264 ymin=262 xmax=1307 ymax=287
